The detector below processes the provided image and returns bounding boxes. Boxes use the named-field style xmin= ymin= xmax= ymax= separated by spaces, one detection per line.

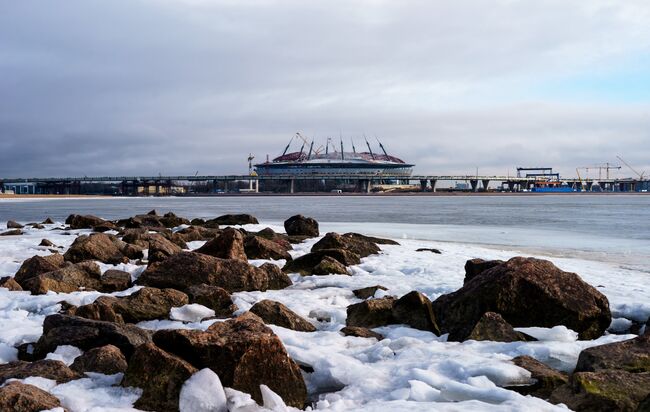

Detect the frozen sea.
xmin=0 ymin=195 xmax=648 ymax=411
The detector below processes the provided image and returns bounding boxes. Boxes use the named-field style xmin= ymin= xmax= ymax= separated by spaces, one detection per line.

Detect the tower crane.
xmin=616 ymin=156 xmax=645 ymax=179
xmin=247 ymin=154 xmax=256 ymax=176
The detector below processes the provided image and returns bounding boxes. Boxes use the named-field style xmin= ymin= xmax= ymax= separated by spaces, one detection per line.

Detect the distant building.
xmin=2 ymin=182 xmax=38 ymax=194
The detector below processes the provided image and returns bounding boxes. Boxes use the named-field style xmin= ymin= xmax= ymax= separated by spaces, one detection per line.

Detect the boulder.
xmin=244 ymin=235 xmax=292 ymax=261
xmin=284 ymin=215 xmax=319 ymax=237
xmin=416 ymin=248 xmax=442 ymax=254
xmin=38 ymin=238 xmax=55 ymax=247
xmin=507 ymin=355 xmax=568 ymax=399
xmin=209 ymin=214 xmax=259 ymax=226
xmin=0 ymin=381 xmax=64 ymax=412
xmin=346 ymin=297 xmax=396 ymax=329
xmin=0 ymin=276 xmax=23 ymax=291
xmin=14 ymin=254 xmax=65 ymax=284
xmin=64 ymin=233 xmax=130 ymax=264
xmin=117 ymin=214 xmax=167 ymax=230
xmin=283 ymin=249 xmax=360 ymax=275
xmin=464 ymin=258 xmax=504 ymax=284
xmin=353 ymin=285 xmax=388 ymax=299
xmin=74 ymin=296 xmax=124 ymax=323
xmin=159 ymin=212 xmax=190 ymax=228
xmin=42 ymin=217 xmax=55 ymax=224
xmin=93 ymin=221 xmax=119 ymax=233
xmin=147 ymin=234 xmax=183 ymax=264
xmin=392 ymin=291 xmax=440 ymax=334
xmin=259 ymin=263 xmax=293 ymax=290
xmin=33 ymin=314 xmax=152 ymax=359
xmin=100 ymin=269 xmax=132 ymax=292
xmin=70 ymin=344 xmax=128 ymax=375
xmin=153 ymin=313 xmax=307 ymax=408
xmin=0 ymin=359 xmax=80 ymax=384
xmin=254 ymin=227 xmax=293 ymax=251
xmin=121 ymin=343 xmax=198 ymax=412
xmin=21 ymin=261 xmax=103 ymax=294
xmin=7 ymin=220 xmax=24 ymax=229
xmin=340 ymin=326 xmax=384 ymax=340
xmin=250 ymin=299 xmax=316 ymax=332
xmin=312 ymin=232 xmax=381 ymax=258
xmin=575 ymin=334 xmax=650 ymax=373
xmin=0 ymin=229 xmax=23 ymax=236
xmin=195 ymin=227 xmax=247 ymax=261
xmin=186 ymin=284 xmax=238 ymax=317
xmin=432 ymin=257 xmax=611 ymax=341
xmin=65 ymin=214 xmax=106 ymax=229
xmin=139 ymin=252 xmax=287 ymax=293
xmin=174 ymin=226 xmax=220 ymax=242
xmin=549 ymin=370 xmax=650 ymax=411
xmin=312 ymin=256 xmax=348 ymax=275
xmin=465 ymin=312 xmax=530 ymax=342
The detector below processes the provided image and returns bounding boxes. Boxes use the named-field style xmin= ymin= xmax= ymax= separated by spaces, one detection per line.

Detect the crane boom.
xmin=617 ymin=156 xmax=645 ymax=179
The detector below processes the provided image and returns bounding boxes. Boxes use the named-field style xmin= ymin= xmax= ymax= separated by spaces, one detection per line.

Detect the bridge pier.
xmin=586 ymin=181 xmax=593 ymax=192
xmin=430 ymin=179 xmax=437 ymax=192
xmin=481 ymin=179 xmax=490 ymax=192
xmin=470 ymin=180 xmax=479 ymax=192
xmin=420 ymin=180 xmax=427 ymax=192
xmin=289 ymin=179 xmax=295 ymax=194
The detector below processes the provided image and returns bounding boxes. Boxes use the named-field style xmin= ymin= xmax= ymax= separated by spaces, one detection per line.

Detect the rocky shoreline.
xmin=0 ymin=211 xmax=648 ymax=411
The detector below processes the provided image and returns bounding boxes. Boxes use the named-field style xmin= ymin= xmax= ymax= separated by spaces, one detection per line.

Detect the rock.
xmin=147 ymin=209 xmax=158 ymax=215
xmin=195 ymin=228 xmax=247 ymax=261
xmin=639 ymin=394 xmax=650 ymax=412
xmin=38 ymin=238 xmax=55 ymax=247
xmin=190 ymin=218 xmax=206 ymax=226
xmin=416 ymin=248 xmax=442 ymax=254
xmin=340 ymin=326 xmax=384 ymax=340
xmin=353 ymin=285 xmax=388 ymax=299
xmin=42 ymin=217 xmax=55 ymax=224
xmin=346 ymin=297 xmax=396 ymax=329
xmin=465 ymin=312 xmax=530 ymax=342
xmin=0 ymin=381 xmax=64 ymax=412
xmin=65 ymin=214 xmax=106 ymax=229
xmin=147 ymin=233 xmax=183 ymax=264
xmin=250 ymin=300 xmax=316 ymax=332
xmin=175 ymin=226 xmax=220 ymax=242
xmin=74 ymin=296 xmax=124 ymax=323
xmin=33 ymin=314 xmax=152 ymax=359
xmin=287 ymin=235 xmax=311 ymax=244
xmin=117 ymin=214 xmax=167 ymax=230
xmin=464 ymin=258 xmax=504 ymax=284
xmin=244 ymin=235 xmax=292 ymax=261
xmin=71 ymin=344 xmax=128 ymax=375
xmin=432 ymin=257 xmax=611 ymax=341
xmin=0 ymin=276 xmax=23 ymax=291
xmin=312 ymin=232 xmax=381 ymax=258
xmin=64 ymin=233 xmax=130 ymax=264
xmin=0 ymin=229 xmax=23 ymax=236
xmin=21 ymin=261 xmax=103 ymax=294
xmin=312 ymin=256 xmax=349 ymax=275
xmin=254 ymin=227 xmax=293 ymax=251
xmin=30 ymin=223 xmax=45 ymax=229
xmin=549 ymin=370 xmax=650 ymax=411
xmin=14 ymin=254 xmax=65 ymax=284
xmin=100 ymin=269 xmax=132 ymax=292
xmin=209 ymin=214 xmax=259 ymax=226
xmin=153 ymin=313 xmax=307 ymax=408
xmin=139 ymin=252 xmax=287 ymax=293
xmin=121 ymin=343 xmax=198 ymax=412
xmin=159 ymin=212 xmax=190 ymax=228
xmin=186 ymin=284 xmax=238 ymax=317
xmin=392 ymin=291 xmax=440 ymax=334
xmin=259 ymin=263 xmax=293 ymax=290
xmin=16 ymin=343 xmax=37 ymax=362
xmin=284 ymin=215 xmax=319 ymax=237
xmin=507 ymin=355 xmax=568 ymax=399
xmin=0 ymin=359 xmax=80 ymax=384
xmin=575 ymin=334 xmax=650 ymax=373
xmin=282 ymin=249 xmax=360 ymax=275
xmin=7 ymin=220 xmax=24 ymax=229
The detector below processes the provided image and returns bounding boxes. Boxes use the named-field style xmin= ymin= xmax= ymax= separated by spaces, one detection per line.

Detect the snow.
xmin=260 ymin=385 xmax=289 ymax=411
xmin=0 ymin=218 xmax=648 ymax=411
xmin=45 ymin=345 xmax=83 ymax=366
xmin=170 ymin=304 xmax=216 ymax=323
xmin=179 ymin=368 xmax=228 ymax=412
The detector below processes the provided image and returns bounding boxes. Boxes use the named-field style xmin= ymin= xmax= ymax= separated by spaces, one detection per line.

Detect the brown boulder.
xmin=7 ymin=220 xmax=24 ymax=229
xmin=464 ymin=258 xmax=504 ymax=284
xmin=346 ymin=297 xmax=396 ymax=329
xmin=283 ymin=249 xmax=360 ymax=275
xmin=147 ymin=234 xmax=183 ymax=264
xmin=507 ymin=355 xmax=568 ymax=399
xmin=259 ymin=263 xmax=293 ymax=290
xmin=340 ymin=326 xmax=384 ymax=340
xmin=92 ymin=221 xmax=119 ymax=233
xmin=139 ymin=251 xmax=287 ymax=293
xmin=64 ymin=233 xmax=130 ymax=264
xmin=0 ymin=359 xmax=80 ymax=384
xmin=575 ymin=334 xmax=650 ymax=373
xmin=353 ymin=285 xmax=388 ymax=299
xmin=121 ymin=343 xmax=197 ymax=411
xmin=254 ymin=227 xmax=293 ymax=251
xmin=392 ymin=291 xmax=440 ymax=334
xmin=74 ymin=296 xmax=124 ymax=323
xmin=21 ymin=261 xmax=102 ymax=294
xmin=313 ymin=256 xmax=349 ymax=275
xmin=312 ymin=232 xmax=381 ymax=258
xmin=549 ymin=370 xmax=650 ymax=411
xmin=209 ymin=214 xmax=259 ymax=226
xmin=39 ymin=238 xmax=56 ymax=247
xmin=71 ymin=344 xmax=128 ymax=375
xmin=42 ymin=217 xmax=55 ymax=224
xmin=250 ymin=299 xmax=316 ymax=332
xmin=186 ymin=284 xmax=237 ymax=317
xmin=195 ymin=227 xmax=247 ymax=261
xmin=0 ymin=381 xmax=64 ymax=412
xmin=0 ymin=276 xmax=23 ymax=291
xmin=174 ymin=226 xmax=220 ymax=242
xmin=33 ymin=314 xmax=152 ymax=359
xmin=465 ymin=312 xmax=530 ymax=342
xmin=13 ymin=254 xmax=65 ymax=285
xmin=244 ymin=235 xmax=292 ymax=261
xmin=0 ymin=229 xmax=23 ymax=236
xmin=284 ymin=215 xmax=319 ymax=237
xmin=432 ymin=257 xmax=611 ymax=341
xmin=153 ymin=313 xmax=307 ymax=408
xmin=100 ymin=269 xmax=132 ymax=292
xmin=112 ymin=287 xmax=188 ymax=323
xmin=159 ymin=212 xmax=190 ymax=228
xmin=65 ymin=214 xmax=106 ymax=229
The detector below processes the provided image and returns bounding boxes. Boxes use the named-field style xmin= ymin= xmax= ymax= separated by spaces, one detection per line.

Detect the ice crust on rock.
xmin=179 ymin=368 xmax=228 ymax=412
xmin=45 ymin=345 xmax=83 ymax=366
xmin=170 ymin=303 xmax=216 ymax=323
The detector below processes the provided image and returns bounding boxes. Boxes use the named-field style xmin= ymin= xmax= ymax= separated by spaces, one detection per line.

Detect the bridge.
xmin=1 ymin=174 xmax=647 ymax=195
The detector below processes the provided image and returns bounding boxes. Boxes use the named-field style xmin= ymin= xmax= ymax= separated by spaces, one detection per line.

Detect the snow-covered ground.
xmin=0 ymin=220 xmax=648 ymax=411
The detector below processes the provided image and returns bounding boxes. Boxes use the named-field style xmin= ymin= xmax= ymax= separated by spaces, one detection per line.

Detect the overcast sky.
xmin=1 ymin=0 xmax=649 ymax=178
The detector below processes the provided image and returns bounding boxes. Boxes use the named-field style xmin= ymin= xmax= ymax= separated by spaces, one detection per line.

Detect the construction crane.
xmin=575 ymin=168 xmax=585 ymax=191
xmin=247 ymin=154 xmax=256 ymax=176
xmin=576 ymin=163 xmax=621 ymax=180
xmin=616 ymin=156 xmax=645 ymax=179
